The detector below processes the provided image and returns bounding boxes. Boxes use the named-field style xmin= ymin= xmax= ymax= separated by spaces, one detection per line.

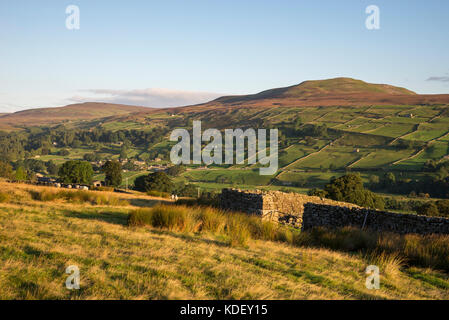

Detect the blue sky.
xmin=1 ymin=0 xmax=448 ymax=112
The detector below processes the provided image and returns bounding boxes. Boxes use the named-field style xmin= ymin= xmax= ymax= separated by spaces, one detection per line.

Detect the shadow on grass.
xmin=147 ymin=228 xmax=229 ymax=248
xmin=63 ymin=210 xmax=129 ymax=226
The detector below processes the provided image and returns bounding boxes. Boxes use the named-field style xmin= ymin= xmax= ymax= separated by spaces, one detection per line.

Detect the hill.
xmin=213 ymin=78 xmax=416 ymax=103
xmin=2 ymin=78 xmax=449 ymax=131
xmin=0 ymin=103 xmax=151 ymax=130
xmin=0 ymin=182 xmax=448 ymax=299
xmin=206 ymin=78 xmax=449 ymax=108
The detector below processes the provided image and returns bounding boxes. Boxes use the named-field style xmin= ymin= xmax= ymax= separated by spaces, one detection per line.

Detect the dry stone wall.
xmin=220 ymin=188 xmax=449 ymax=235
xmin=220 ymin=188 xmax=358 ymax=228
xmin=302 ymin=203 xmax=449 ymax=235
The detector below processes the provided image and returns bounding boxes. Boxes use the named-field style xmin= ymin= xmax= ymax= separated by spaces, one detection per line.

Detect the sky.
xmin=0 ymin=0 xmax=448 ymax=112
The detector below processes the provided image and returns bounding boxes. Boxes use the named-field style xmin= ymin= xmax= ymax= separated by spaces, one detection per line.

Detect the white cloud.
xmin=69 ymin=88 xmax=224 ymax=107
xmin=427 ymin=76 xmax=449 ymax=82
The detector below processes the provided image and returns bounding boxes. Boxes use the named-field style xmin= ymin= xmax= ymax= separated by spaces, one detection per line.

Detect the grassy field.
xmin=0 ymin=182 xmax=449 ymax=299
xmin=12 ymin=104 xmax=449 ymax=202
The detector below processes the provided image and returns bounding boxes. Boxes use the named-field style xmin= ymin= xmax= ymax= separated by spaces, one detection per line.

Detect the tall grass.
xmin=297 ymin=226 xmax=449 ymax=272
xmin=29 ymin=190 xmax=129 ymax=206
xmin=129 ymin=205 xmax=449 ymax=271
xmin=0 ymin=192 xmax=10 ymax=203
xmin=128 ymin=204 xmax=295 ymax=247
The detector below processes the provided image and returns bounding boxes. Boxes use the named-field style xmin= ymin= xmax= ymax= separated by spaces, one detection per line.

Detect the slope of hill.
xmin=0 ymin=182 xmax=448 ymax=299
xmin=0 ymin=103 xmax=151 ymax=130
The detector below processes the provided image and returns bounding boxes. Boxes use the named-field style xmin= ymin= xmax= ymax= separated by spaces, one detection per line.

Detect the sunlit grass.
xmin=0 ymin=181 xmax=448 ymax=299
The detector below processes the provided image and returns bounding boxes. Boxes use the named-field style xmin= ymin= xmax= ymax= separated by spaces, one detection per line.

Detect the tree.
xmin=83 ymin=153 xmax=100 ymax=162
xmin=294 ymin=117 xmax=302 ymax=131
xmin=436 ymin=200 xmax=449 ymax=217
xmin=416 ymin=202 xmax=439 ymax=216
xmin=46 ymin=160 xmax=59 ymax=175
xmin=102 ymin=160 xmax=122 ymax=187
xmin=58 ymin=160 xmax=93 ymax=184
xmin=177 ymin=184 xmax=198 ymax=197
xmin=324 ymin=173 xmax=385 ymax=209
xmin=0 ymin=161 xmax=13 ymax=179
xmin=307 ymin=188 xmax=328 ymax=198
xmin=382 ymin=172 xmax=396 ymax=187
xmin=166 ymin=165 xmax=186 ymax=177
xmin=15 ymin=166 xmax=27 ymax=181
xmin=134 ymin=171 xmax=173 ymax=193
xmin=119 ymin=146 xmax=128 ymax=160
xmin=58 ymin=149 xmax=70 ymax=156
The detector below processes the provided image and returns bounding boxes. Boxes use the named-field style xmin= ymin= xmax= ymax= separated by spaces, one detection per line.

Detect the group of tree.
xmin=416 ymin=200 xmax=449 ymax=217
xmin=369 ymin=168 xmax=449 ymax=199
xmin=134 ymin=171 xmax=174 ymax=193
xmin=0 ymin=160 xmax=53 ymax=182
xmin=57 ymin=159 xmax=123 ymax=187
xmin=58 ymin=160 xmax=94 ymax=184
xmin=308 ymin=173 xmax=385 ymax=209
xmin=133 ymin=171 xmax=197 ymax=197
xmin=0 ymin=125 xmax=170 ymax=163
xmin=166 ymin=165 xmax=186 ymax=177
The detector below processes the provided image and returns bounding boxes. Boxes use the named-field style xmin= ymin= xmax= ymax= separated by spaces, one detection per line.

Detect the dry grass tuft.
xmin=29 ymin=189 xmax=129 ymax=206
xmin=129 ymin=204 xmax=298 ymax=247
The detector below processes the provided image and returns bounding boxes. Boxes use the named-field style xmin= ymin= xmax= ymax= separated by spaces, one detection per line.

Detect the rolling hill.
xmin=206 ymin=78 xmax=449 ymax=108
xmin=213 ymin=78 xmax=416 ymax=103
xmin=2 ymin=78 xmax=449 ymax=131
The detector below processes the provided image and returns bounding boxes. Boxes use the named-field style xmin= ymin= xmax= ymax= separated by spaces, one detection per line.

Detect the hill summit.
xmin=213 ymin=78 xmax=416 ymax=104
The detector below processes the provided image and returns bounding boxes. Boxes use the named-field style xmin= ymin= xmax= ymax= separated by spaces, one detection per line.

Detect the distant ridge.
xmin=0 ymin=102 xmax=151 ymax=129
xmin=1 ymin=78 xmax=449 ymax=130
